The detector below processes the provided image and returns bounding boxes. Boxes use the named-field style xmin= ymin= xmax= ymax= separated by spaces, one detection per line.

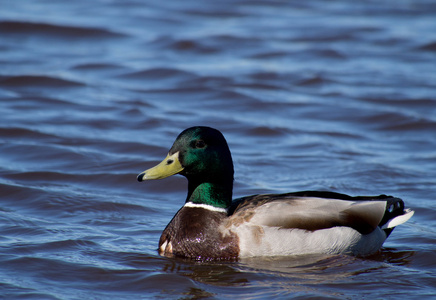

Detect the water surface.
xmin=1 ymin=1 xmax=436 ymax=299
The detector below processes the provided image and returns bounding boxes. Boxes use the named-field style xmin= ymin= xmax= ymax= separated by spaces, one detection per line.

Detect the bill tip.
xmin=137 ymin=173 xmax=145 ymax=182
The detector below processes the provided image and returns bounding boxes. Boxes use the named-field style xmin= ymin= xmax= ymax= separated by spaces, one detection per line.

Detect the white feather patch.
xmin=160 ymin=240 xmax=168 ymax=252
xmin=229 ymin=224 xmax=387 ymax=257
xmin=160 ymin=240 xmax=173 ymax=253
xmin=381 ymin=209 xmax=415 ymax=229
xmin=184 ymin=202 xmax=228 ymax=213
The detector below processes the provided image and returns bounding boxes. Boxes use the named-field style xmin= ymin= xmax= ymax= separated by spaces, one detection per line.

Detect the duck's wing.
xmin=228 ymin=192 xmax=407 ymax=235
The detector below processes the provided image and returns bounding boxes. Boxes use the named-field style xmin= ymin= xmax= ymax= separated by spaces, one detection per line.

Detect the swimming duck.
xmin=137 ymin=126 xmax=414 ymax=260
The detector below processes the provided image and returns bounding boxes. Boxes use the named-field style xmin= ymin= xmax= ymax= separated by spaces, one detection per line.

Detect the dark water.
xmin=1 ymin=0 xmax=436 ymax=299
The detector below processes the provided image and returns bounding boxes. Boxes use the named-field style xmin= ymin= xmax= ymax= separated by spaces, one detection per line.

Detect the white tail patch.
xmin=381 ymin=209 xmax=415 ymax=229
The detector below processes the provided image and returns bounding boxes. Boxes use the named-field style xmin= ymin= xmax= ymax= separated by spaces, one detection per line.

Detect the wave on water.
xmin=0 ymin=75 xmax=84 ymax=88
xmin=0 ymin=21 xmax=126 ymax=39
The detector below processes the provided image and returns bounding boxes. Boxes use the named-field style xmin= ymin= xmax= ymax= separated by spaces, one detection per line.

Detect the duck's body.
xmin=137 ymin=127 xmax=414 ymax=260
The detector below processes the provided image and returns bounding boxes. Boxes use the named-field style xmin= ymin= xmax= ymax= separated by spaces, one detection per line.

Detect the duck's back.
xmin=223 ymin=191 xmax=412 ymax=257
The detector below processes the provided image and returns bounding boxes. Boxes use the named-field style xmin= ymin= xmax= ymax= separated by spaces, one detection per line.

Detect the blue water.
xmin=1 ymin=0 xmax=436 ymax=299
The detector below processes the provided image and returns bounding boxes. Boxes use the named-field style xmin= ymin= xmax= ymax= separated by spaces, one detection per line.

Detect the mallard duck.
xmin=137 ymin=126 xmax=414 ymax=260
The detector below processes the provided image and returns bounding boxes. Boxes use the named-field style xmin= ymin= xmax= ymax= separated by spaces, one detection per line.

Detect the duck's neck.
xmin=186 ymin=180 xmax=232 ymax=209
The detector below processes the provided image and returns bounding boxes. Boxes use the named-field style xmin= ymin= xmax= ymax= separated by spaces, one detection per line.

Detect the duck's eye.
xmin=195 ymin=140 xmax=206 ymax=149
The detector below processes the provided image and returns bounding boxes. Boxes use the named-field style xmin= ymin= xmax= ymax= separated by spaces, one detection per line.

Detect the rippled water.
xmin=1 ymin=0 xmax=436 ymax=299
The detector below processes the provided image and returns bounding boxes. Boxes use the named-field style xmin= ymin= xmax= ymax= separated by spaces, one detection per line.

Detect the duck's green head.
xmin=137 ymin=126 xmax=234 ymax=207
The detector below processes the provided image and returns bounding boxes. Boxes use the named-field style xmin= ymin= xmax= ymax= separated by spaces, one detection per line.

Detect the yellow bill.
xmin=137 ymin=152 xmax=183 ymax=181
